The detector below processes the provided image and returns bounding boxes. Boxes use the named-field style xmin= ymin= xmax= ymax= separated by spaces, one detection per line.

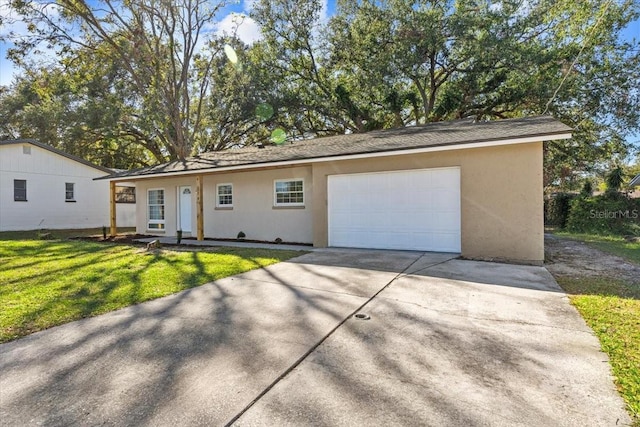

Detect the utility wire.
xmin=543 ymin=0 xmax=613 ymax=115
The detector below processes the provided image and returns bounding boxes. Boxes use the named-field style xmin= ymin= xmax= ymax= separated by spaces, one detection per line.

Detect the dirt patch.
xmin=545 ymin=234 xmax=640 ymax=285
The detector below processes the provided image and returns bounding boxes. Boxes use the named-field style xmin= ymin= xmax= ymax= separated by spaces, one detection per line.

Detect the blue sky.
xmin=623 ymin=16 xmax=640 ymax=39
xmin=0 ymin=1 xmax=638 ymax=91
xmin=0 ymin=0 xmax=335 ymax=85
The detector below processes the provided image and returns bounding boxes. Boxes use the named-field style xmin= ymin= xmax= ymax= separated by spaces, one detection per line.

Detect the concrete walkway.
xmin=0 ymin=250 xmax=630 ymax=426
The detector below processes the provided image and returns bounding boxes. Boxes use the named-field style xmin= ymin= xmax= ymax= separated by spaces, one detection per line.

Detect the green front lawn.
xmin=0 ymin=236 xmax=301 ymax=343
xmin=557 ymin=277 xmax=640 ymax=425
xmin=0 ymin=227 xmax=136 ymax=241
xmin=554 ymin=231 xmax=640 ymax=265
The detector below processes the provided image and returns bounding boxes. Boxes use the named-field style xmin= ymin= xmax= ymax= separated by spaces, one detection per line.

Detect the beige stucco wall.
xmin=132 ymin=166 xmax=314 ymax=243
xmin=202 ymin=166 xmax=313 ymax=243
xmin=127 ymin=141 xmax=543 ymax=263
xmin=311 ymin=142 xmax=544 ymax=263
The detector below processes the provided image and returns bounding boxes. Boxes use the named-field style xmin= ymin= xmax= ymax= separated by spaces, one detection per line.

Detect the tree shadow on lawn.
xmin=0 ymin=247 xmax=131 ymax=289
xmin=0 ymin=245 xmax=275 ymax=342
xmin=1 ymin=249 xmax=163 ymax=340
xmin=0 ymin=240 xmax=110 ymax=264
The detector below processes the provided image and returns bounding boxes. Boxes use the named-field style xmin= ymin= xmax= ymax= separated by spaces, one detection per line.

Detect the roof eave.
xmin=100 ymin=131 xmax=572 ymax=182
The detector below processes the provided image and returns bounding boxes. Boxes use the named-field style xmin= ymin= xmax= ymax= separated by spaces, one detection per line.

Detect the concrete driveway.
xmin=0 ymin=250 xmax=630 ymax=426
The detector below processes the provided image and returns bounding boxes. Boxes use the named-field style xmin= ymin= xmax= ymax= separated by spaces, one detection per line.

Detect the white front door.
xmin=179 ymin=186 xmax=192 ymax=232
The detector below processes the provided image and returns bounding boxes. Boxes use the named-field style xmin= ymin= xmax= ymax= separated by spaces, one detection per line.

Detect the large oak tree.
xmin=2 ymin=0 xmax=639 ymax=189
xmin=251 ymin=0 xmax=640 ymax=189
xmin=5 ymin=0 xmax=233 ymax=161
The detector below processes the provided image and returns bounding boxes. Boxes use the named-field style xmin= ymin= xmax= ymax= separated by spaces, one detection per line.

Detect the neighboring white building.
xmin=0 ymin=139 xmax=136 ymax=231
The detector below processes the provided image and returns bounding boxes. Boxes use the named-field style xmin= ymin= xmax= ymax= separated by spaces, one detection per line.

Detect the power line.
xmin=543 ymin=0 xmax=614 ymax=115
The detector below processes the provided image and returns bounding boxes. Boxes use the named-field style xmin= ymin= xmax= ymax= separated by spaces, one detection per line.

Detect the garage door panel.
xmin=331 ymin=231 xmax=368 ymax=248
xmin=388 ymin=193 xmax=409 ymax=207
xmin=408 ymin=232 xmax=434 ymax=249
xmin=432 ymin=168 xmax=459 ymax=186
xmin=433 ymin=188 xmax=459 ymax=206
xmin=328 ymin=167 xmax=461 ymax=252
xmin=369 ymin=212 xmax=392 ymax=228
xmin=414 ymin=188 xmax=434 ymax=200
xmin=432 ymin=233 xmax=461 ymax=252
xmin=404 ymin=213 xmax=429 ymax=228
xmin=433 ymin=212 xmax=461 ymax=230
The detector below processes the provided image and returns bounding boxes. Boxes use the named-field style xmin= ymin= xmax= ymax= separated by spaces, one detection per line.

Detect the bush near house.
xmin=545 ymin=192 xmax=578 ymax=228
xmin=566 ymin=193 xmax=640 ymax=236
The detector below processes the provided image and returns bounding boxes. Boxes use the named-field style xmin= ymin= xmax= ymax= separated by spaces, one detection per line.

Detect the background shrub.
xmin=545 ymin=193 xmax=578 ymax=228
xmin=566 ymin=193 xmax=640 ymax=236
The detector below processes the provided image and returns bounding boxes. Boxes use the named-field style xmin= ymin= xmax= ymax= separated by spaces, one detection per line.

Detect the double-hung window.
xmin=14 ymin=180 xmax=27 ymax=201
xmin=147 ymin=189 xmax=165 ymax=230
xmin=274 ymin=179 xmax=304 ymax=207
xmin=65 ymin=183 xmax=75 ymax=202
xmin=216 ymin=183 xmax=233 ymax=207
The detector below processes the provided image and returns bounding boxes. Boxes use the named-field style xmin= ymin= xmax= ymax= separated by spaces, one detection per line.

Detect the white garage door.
xmin=328 ymin=167 xmax=461 ymax=252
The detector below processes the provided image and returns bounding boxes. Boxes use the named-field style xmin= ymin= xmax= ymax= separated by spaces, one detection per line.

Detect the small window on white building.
xmin=216 ymin=183 xmax=233 ymax=207
xmin=65 ymin=183 xmax=75 ymax=202
xmin=14 ymin=179 xmax=27 ymax=201
xmin=23 ymin=145 xmax=31 ymax=155
xmin=274 ymin=179 xmax=304 ymax=206
xmin=147 ymin=189 xmax=165 ymax=230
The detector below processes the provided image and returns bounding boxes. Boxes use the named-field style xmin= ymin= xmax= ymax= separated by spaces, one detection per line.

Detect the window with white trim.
xmin=65 ymin=183 xmax=75 ymax=201
xmin=14 ymin=179 xmax=27 ymax=201
xmin=216 ymin=183 xmax=233 ymax=207
xmin=147 ymin=189 xmax=165 ymax=230
xmin=274 ymin=179 xmax=304 ymax=206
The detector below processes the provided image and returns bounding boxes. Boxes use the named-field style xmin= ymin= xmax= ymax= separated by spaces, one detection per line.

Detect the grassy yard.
xmin=558 ymin=277 xmax=639 ymax=425
xmin=550 ymin=231 xmax=639 ymax=425
xmin=554 ymin=231 xmax=640 ymax=264
xmin=0 ymin=233 xmax=301 ymax=343
xmin=0 ymin=227 xmax=137 ymax=240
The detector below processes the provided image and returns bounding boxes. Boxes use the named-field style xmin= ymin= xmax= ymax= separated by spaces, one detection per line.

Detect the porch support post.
xmin=109 ymin=181 xmax=117 ymax=237
xmin=196 ymin=175 xmax=204 ymax=241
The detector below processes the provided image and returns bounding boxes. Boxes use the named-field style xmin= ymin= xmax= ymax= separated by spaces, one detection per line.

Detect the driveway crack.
xmin=223 ymin=252 xmax=428 ymax=426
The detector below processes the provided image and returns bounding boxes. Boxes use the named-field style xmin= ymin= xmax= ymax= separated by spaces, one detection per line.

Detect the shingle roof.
xmin=102 ymin=115 xmax=571 ymax=180
xmin=630 ymin=174 xmax=640 ymax=187
xmin=0 ymin=139 xmax=114 ymax=173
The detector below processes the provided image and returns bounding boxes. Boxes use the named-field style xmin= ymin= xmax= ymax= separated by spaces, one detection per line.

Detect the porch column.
xmin=109 ymin=181 xmax=117 ymax=237
xmin=196 ymin=175 xmax=204 ymax=241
